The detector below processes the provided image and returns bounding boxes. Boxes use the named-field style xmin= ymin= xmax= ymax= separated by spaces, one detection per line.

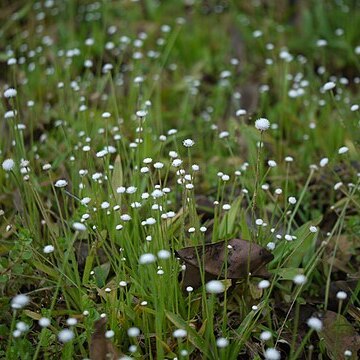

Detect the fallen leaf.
xmin=176 ymin=238 xmax=273 ymax=290
xmin=321 ymin=310 xmax=360 ymax=360
xmin=90 ymin=318 xmax=119 ymax=360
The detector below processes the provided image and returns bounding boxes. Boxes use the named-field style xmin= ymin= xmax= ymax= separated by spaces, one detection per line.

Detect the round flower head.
xmin=54 ymin=179 xmax=68 ymax=188
xmin=264 ymin=348 xmax=281 ymax=360
xmin=293 ymin=274 xmax=307 ymax=285
xmin=11 ymin=294 xmax=30 ymax=309
xmin=173 ymin=328 xmax=187 ymax=338
xmin=73 ymin=222 xmax=86 ymax=231
xmin=183 ymin=139 xmax=195 ymax=147
xmin=323 ymin=81 xmax=336 ymax=91
xmin=336 ymin=291 xmax=347 ymax=300
xmin=4 ymin=88 xmax=17 ymax=98
xmin=307 ymin=317 xmax=323 ymax=331
xmin=139 ymin=253 xmax=156 ymax=264
xmin=255 ymin=118 xmax=270 ymax=131
xmin=206 ymin=280 xmax=225 ymax=294
xmin=127 ymin=327 xmax=140 ymax=337
xmin=2 ymin=158 xmax=15 ymax=171
xmin=58 ymin=329 xmax=74 ymax=343
xmin=216 ymin=337 xmax=229 ymax=348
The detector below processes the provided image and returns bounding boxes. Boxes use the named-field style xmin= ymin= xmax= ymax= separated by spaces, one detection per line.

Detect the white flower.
xmin=338 ymin=146 xmax=349 ymax=154
xmin=206 ymin=280 xmax=225 ymax=294
xmin=216 ymin=337 xmax=229 ymax=348
xmin=351 ymin=104 xmax=359 ymax=111
xmin=157 ymin=250 xmax=171 ymax=259
xmin=127 ymin=327 xmax=140 ymax=337
xmin=293 ymin=274 xmax=307 ymax=285
xmin=139 ymin=253 xmax=156 ymax=264
xmin=319 ymin=157 xmax=329 ymax=167
xmin=323 ymin=81 xmax=336 ymax=91
xmin=260 ymin=331 xmax=272 ymax=341
xmin=288 ymin=196 xmax=296 ymax=204
xmin=11 ymin=294 xmax=30 ymax=309
xmin=4 ymin=88 xmax=17 ymax=98
xmin=58 ymin=329 xmax=74 ymax=343
xmin=307 ymin=317 xmax=323 ymax=331
xmin=2 ymin=158 xmax=15 ymax=171
xmin=183 ymin=139 xmax=195 ymax=147
xmin=66 ymin=318 xmax=77 ymax=326
xmin=222 ymin=204 xmax=231 ymax=210
xmin=38 ymin=317 xmax=51 ymax=327
xmin=154 ymin=162 xmax=164 ymax=169
xmin=258 ymin=280 xmax=270 ymax=289
xmin=336 ymin=291 xmax=347 ymax=300
xmin=173 ymin=328 xmax=187 ymax=338
xmin=268 ymin=160 xmax=277 ymax=167
xmin=43 ymin=245 xmax=54 ymax=254
xmin=264 ymin=348 xmax=281 ymax=360
xmin=255 ymin=219 xmax=264 ymax=226
xmin=255 ymin=118 xmax=270 ymax=131
xmin=219 ymin=131 xmax=229 ymax=139
xmin=73 ymin=222 xmax=86 ymax=231
xmin=172 ymin=159 xmax=183 ymax=167
xmin=105 ymin=330 xmax=115 ymax=338
xmin=344 ymin=350 xmax=352 ymax=357
xmin=54 ymin=179 xmax=68 ymax=188
xmin=309 ymin=226 xmax=317 ymax=233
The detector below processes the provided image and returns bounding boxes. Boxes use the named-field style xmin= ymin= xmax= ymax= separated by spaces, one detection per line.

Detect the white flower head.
xmin=58 ymin=329 xmax=74 ymax=343
xmin=307 ymin=317 xmax=323 ymax=331
xmin=293 ymin=274 xmax=307 ymax=285
xmin=255 ymin=118 xmax=270 ymax=131
xmin=2 ymin=158 xmax=15 ymax=171
xmin=139 ymin=253 xmax=156 ymax=264
xmin=183 ymin=139 xmax=195 ymax=147
xmin=54 ymin=179 xmax=68 ymax=188
xmin=323 ymin=81 xmax=336 ymax=91
xmin=11 ymin=294 xmax=30 ymax=309
xmin=4 ymin=88 xmax=17 ymax=98
xmin=73 ymin=222 xmax=86 ymax=231
xmin=216 ymin=337 xmax=229 ymax=348
xmin=206 ymin=280 xmax=225 ymax=294
xmin=264 ymin=348 xmax=281 ymax=360
xmin=338 ymin=146 xmax=349 ymax=154
xmin=173 ymin=328 xmax=187 ymax=338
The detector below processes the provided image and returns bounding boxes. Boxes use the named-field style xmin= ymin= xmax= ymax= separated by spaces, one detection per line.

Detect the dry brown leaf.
xmin=321 ymin=310 xmax=360 ymax=360
xmin=176 ymin=238 xmax=273 ymax=290
xmin=90 ymin=318 xmax=119 ymax=360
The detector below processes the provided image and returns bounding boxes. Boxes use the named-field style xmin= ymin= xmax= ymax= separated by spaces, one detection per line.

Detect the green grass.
xmin=1 ymin=0 xmax=360 ymax=359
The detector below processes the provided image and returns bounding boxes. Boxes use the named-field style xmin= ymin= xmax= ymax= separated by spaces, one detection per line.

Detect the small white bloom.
xmin=264 ymin=348 xmax=281 ymax=360
xmin=66 ymin=318 xmax=77 ymax=326
xmin=11 ymin=294 xmax=30 ymax=309
xmin=350 ymin=104 xmax=359 ymax=111
xmin=222 ymin=204 xmax=231 ymax=210
xmin=206 ymin=280 xmax=225 ymax=294
xmin=127 ymin=327 xmax=140 ymax=337
xmin=255 ymin=219 xmax=264 ymax=226
xmin=344 ymin=350 xmax=352 ymax=357
xmin=216 ymin=337 xmax=229 ymax=348
xmin=39 ymin=317 xmax=51 ymax=327
xmin=309 ymin=226 xmax=317 ymax=233
xmin=260 ymin=331 xmax=272 ymax=341
xmin=139 ymin=253 xmax=156 ymax=264
xmin=338 ymin=146 xmax=349 ymax=154
xmin=258 ymin=280 xmax=270 ymax=289
xmin=183 ymin=139 xmax=195 ymax=147
xmin=54 ymin=179 xmax=68 ymax=188
xmin=43 ymin=245 xmax=54 ymax=254
xmin=293 ymin=274 xmax=307 ymax=285
xmin=307 ymin=317 xmax=323 ymax=331
xmin=268 ymin=160 xmax=277 ymax=167
xmin=323 ymin=81 xmax=336 ymax=91
xmin=336 ymin=291 xmax=347 ymax=300
xmin=105 ymin=330 xmax=115 ymax=338
xmin=288 ymin=196 xmax=296 ymax=205
xmin=319 ymin=158 xmax=329 ymax=167
xmin=173 ymin=328 xmax=187 ymax=338
xmin=255 ymin=118 xmax=270 ymax=131
xmin=58 ymin=329 xmax=74 ymax=343
xmin=4 ymin=88 xmax=17 ymax=98
xmin=2 ymin=159 xmax=15 ymax=171
xmin=73 ymin=222 xmax=86 ymax=231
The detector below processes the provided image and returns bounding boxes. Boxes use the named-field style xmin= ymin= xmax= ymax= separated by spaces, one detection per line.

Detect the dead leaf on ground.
xmin=90 ymin=318 xmax=119 ymax=360
xmin=176 ymin=238 xmax=274 ymax=291
xmin=321 ymin=310 xmax=360 ymax=360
